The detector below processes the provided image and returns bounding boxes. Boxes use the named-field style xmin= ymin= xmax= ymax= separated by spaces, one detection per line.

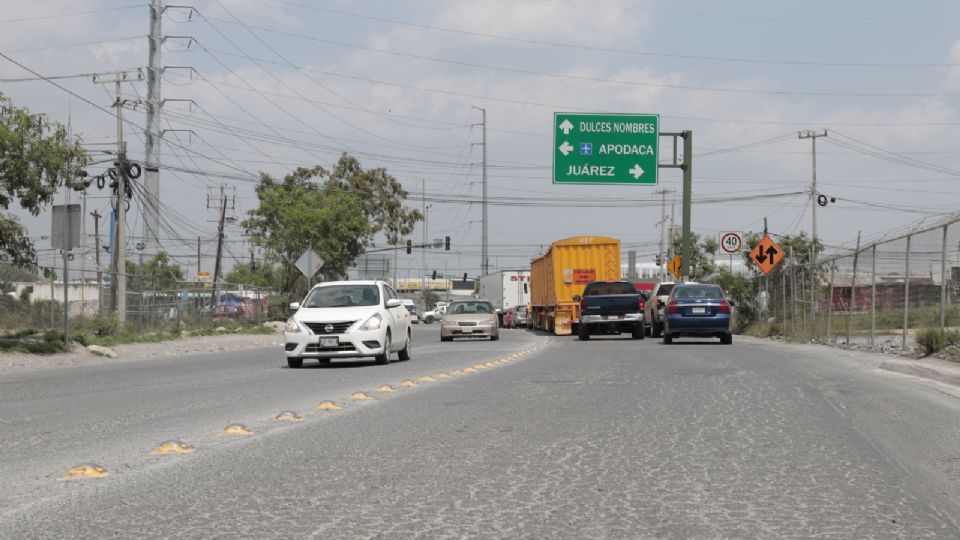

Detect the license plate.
xmin=604 ymin=315 xmax=619 ymax=320
xmin=320 ymin=337 xmax=338 ymax=348
xmin=692 ymin=307 xmax=706 ymax=315
xmin=460 ymin=328 xmax=473 ymax=333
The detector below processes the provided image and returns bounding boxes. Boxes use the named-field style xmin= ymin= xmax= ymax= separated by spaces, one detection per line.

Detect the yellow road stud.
xmin=376 ymin=385 xmax=396 ymax=393
xmin=350 ymin=392 xmax=372 ymax=400
xmin=153 ymin=440 xmax=194 ymax=454
xmin=418 ymin=375 xmax=437 ymax=383
xmin=450 ymin=369 xmax=464 ymax=376
xmin=221 ymin=424 xmax=253 ymax=436
xmin=463 ymin=367 xmax=477 ymax=373
xmin=399 ymin=379 xmax=417 ymax=388
xmin=474 ymin=363 xmax=488 ymax=370
xmin=62 ymin=463 xmax=109 ymax=480
xmin=316 ymin=401 xmax=342 ymax=410
xmin=275 ymin=411 xmax=303 ymax=422
xmin=435 ymin=373 xmax=451 ymax=379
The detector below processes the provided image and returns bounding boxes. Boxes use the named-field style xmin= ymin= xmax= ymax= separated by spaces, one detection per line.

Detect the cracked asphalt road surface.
xmin=1 ymin=329 xmax=959 ymax=538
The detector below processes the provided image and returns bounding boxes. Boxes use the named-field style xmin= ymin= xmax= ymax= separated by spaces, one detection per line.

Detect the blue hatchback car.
xmin=662 ymin=284 xmax=733 ymax=345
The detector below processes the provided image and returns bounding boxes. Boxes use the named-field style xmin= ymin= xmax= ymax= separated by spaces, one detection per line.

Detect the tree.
xmin=327 ymin=153 xmax=422 ymax=246
xmin=701 ymin=236 xmax=719 ymax=263
xmin=1 ymin=93 xmax=87 ymax=268
xmin=670 ymin=231 xmax=715 ymax=280
xmin=242 ymin=166 xmax=370 ymax=296
xmin=125 ymin=252 xmax=185 ymax=290
xmin=224 ymin=258 xmax=280 ymax=289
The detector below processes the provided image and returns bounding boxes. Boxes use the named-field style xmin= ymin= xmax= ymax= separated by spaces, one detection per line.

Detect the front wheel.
xmin=398 ymin=331 xmax=412 ymax=360
xmin=632 ymin=324 xmax=645 ymax=340
xmin=424 ymin=316 xmax=434 ymax=324
xmin=287 ymin=357 xmax=303 ymax=369
xmin=375 ymin=332 xmax=391 ymax=365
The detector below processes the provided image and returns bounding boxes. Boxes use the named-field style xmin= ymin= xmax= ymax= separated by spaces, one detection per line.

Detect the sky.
xmin=2 ymin=0 xmax=960 ymax=281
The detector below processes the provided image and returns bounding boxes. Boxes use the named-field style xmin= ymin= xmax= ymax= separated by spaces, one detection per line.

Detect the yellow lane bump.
xmin=350 ymin=392 xmax=372 ymax=400
xmin=462 ymin=367 xmax=477 ymax=373
xmin=221 ymin=424 xmax=253 ymax=436
xmin=62 ymin=463 xmax=109 ymax=480
xmin=153 ymin=440 xmax=194 ymax=454
xmin=484 ymin=362 xmax=498 ymax=368
xmin=450 ymin=369 xmax=464 ymax=376
xmin=316 ymin=401 xmax=342 ymax=410
xmin=376 ymin=385 xmax=396 ymax=393
xmin=275 ymin=411 xmax=303 ymax=422
xmin=474 ymin=363 xmax=489 ymax=370
xmin=435 ymin=373 xmax=451 ymax=379
xmin=418 ymin=375 xmax=437 ymax=383
xmin=399 ymin=379 xmax=417 ymax=388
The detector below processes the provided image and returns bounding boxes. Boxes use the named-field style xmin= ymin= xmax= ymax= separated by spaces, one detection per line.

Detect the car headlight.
xmin=359 ymin=313 xmax=383 ymax=331
xmin=285 ymin=319 xmax=301 ymax=333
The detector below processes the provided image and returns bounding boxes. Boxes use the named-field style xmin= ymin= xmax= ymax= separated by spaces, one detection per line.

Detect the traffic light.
xmin=406 ymin=240 xmax=412 ymax=254
xmin=462 ymin=272 xmax=468 ymax=282
xmin=431 ymin=270 xmax=437 ymax=280
xmin=444 ymin=236 xmax=450 ymax=251
xmin=655 ymin=255 xmax=662 ymax=266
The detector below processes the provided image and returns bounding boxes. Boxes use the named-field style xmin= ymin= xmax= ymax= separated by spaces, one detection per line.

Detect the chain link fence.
xmin=758 ymin=215 xmax=960 ymax=353
xmin=2 ymin=272 xmax=276 ymax=336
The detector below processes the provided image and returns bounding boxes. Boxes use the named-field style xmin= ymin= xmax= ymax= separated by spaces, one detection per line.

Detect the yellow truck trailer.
xmin=529 ymin=236 xmax=621 ymax=335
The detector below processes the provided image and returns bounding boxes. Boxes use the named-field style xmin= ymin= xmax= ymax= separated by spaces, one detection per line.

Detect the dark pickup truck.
xmin=574 ymin=281 xmax=646 ymax=341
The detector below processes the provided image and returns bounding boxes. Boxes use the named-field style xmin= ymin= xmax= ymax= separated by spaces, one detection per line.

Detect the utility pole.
xmin=799 ymin=129 xmax=827 ymax=331
xmin=654 ymin=189 xmax=673 ymax=280
xmin=680 ymin=131 xmax=693 ymax=281
xmin=93 ymin=69 xmax=142 ymax=325
xmin=143 ymin=0 xmax=162 ymax=258
xmin=472 ymin=106 xmax=488 ymax=276
xmin=421 ymin=178 xmax=427 ymax=294
xmin=91 ymin=210 xmax=102 ymax=315
xmin=212 ymin=185 xmax=227 ymax=306
xmin=197 ymin=236 xmax=201 ymax=273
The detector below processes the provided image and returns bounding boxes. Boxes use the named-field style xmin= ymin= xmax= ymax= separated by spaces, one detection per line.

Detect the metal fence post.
xmin=827 ymin=262 xmax=835 ymax=343
xmin=781 ymin=269 xmax=787 ymax=330
xmin=847 ymin=232 xmax=861 ymax=347
xmin=940 ymin=225 xmax=948 ymax=331
xmin=903 ymin=235 xmax=911 ymax=351
xmin=870 ymin=244 xmax=877 ymax=349
xmin=789 ymin=247 xmax=798 ymax=337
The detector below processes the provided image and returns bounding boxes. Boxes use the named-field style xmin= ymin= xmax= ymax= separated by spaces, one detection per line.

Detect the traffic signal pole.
xmin=658 ymin=131 xmax=693 ymax=280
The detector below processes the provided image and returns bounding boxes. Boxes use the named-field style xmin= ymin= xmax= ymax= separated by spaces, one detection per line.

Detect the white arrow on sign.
xmin=558 ymin=141 xmax=574 ymax=156
xmin=629 ymin=164 xmax=645 ymax=179
xmin=558 ymin=119 xmax=574 ymax=135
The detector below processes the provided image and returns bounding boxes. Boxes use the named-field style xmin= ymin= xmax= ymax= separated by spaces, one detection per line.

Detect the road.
xmin=2 ymin=327 xmax=960 ymax=538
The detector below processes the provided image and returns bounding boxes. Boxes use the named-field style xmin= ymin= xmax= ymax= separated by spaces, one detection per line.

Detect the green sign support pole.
xmin=681 ymin=130 xmax=692 ymax=280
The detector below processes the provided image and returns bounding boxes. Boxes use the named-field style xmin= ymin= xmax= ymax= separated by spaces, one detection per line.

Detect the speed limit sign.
xmin=720 ymin=232 xmax=743 ymax=254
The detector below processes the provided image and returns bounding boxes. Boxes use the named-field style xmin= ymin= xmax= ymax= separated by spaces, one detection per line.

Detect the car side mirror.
xmin=386 ymin=298 xmax=402 ymax=308
xmin=289 ymin=302 xmax=300 ymax=310
xmin=573 ymin=295 xmax=581 ymax=302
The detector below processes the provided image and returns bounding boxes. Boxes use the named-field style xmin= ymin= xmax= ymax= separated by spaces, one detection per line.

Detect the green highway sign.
xmin=552 ymin=112 xmax=660 ymax=185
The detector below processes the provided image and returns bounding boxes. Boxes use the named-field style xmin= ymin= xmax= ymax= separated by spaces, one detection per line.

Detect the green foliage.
xmin=0 ymin=330 xmax=68 ymax=354
xmin=915 ymin=328 xmax=960 ymax=355
xmin=224 ymin=259 xmax=280 ymax=289
xmin=124 ymin=252 xmax=185 ymax=290
xmin=243 ymin=155 xmax=420 ymax=297
xmin=1 ymin=93 xmax=88 ymax=268
xmin=421 ymin=289 xmax=439 ymax=310
xmin=0 ymin=263 xmax=38 ymax=282
xmin=668 ymin=231 xmax=715 ymax=280
xmin=327 ymin=153 xmax=423 ymax=246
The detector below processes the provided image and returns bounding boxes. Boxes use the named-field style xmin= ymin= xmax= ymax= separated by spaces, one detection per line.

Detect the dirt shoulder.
xmin=0 ymin=331 xmax=282 ymax=374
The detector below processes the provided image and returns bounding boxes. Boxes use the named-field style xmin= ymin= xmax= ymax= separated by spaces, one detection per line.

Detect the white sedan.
xmin=283 ymin=280 xmax=412 ymax=368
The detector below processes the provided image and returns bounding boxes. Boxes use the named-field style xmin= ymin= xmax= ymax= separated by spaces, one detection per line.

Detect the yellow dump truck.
xmin=529 ymin=236 xmax=621 ymax=335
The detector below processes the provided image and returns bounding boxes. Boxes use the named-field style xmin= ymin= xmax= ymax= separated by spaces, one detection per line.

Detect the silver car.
xmin=440 ymin=300 xmax=499 ymax=341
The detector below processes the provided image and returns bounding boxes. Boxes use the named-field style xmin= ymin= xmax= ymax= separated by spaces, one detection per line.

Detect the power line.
xmin=0 ymin=4 xmax=144 ymax=24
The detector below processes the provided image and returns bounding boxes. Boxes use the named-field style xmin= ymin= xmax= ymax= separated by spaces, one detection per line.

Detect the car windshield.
xmin=405 ymin=306 xmax=416 ymax=313
xmin=672 ymin=285 xmax=723 ymax=300
xmin=303 ymin=284 xmax=380 ymax=308
xmin=517 ymin=306 xmax=527 ymax=314
xmin=449 ymin=301 xmax=494 ymax=314
xmin=657 ymin=283 xmax=675 ymax=296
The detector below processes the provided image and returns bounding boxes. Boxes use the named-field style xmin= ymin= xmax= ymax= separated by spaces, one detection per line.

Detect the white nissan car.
xmin=283 ymin=280 xmax=412 ymax=368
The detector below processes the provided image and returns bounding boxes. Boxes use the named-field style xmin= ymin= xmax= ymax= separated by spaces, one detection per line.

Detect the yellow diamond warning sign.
xmin=750 ymin=234 xmax=785 ymax=275
xmin=666 ymin=255 xmax=682 ymax=279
